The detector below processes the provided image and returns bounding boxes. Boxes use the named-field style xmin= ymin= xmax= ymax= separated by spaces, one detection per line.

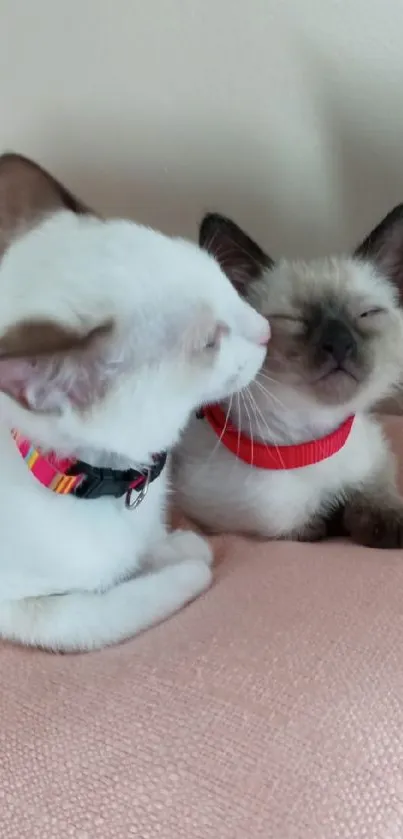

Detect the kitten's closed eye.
xmin=359 ymin=308 xmax=385 ymax=319
xmin=270 ymin=314 xmax=306 ymax=333
xmin=270 ymin=315 xmax=304 ymax=322
xmin=358 ymin=308 xmax=387 ymax=330
xmin=204 ymin=323 xmax=228 ymax=350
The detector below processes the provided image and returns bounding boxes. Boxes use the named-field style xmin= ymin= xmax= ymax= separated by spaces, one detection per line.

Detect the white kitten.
xmin=0 ymin=155 xmax=269 ymax=651
xmin=174 ymin=211 xmax=403 ymax=549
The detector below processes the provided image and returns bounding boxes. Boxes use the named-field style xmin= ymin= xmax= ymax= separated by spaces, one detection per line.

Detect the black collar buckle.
xmin=67 ymin=451 xmax=167 ymax=505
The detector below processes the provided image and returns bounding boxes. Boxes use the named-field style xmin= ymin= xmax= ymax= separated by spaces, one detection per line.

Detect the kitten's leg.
xmin=343 ymin=475 xmax=403 ymax=549
xmin=0 ymin=532 xmax=213 ymax=651
xmin=143 ymin=529 xmax=211 ymax=569
xmin=291 ymin=515 xmax=332 ymax=542
xmin=286 ymin=506 xmax=344 ymax=543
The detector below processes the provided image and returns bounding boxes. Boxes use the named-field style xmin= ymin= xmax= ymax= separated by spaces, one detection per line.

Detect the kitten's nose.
xmin=319 ymin=319 xmax=356 ymax=365
xmin=239 ymin=302 xmax=270 ymax=346
xmin=259 ymin=320 xmax=271 ymax=346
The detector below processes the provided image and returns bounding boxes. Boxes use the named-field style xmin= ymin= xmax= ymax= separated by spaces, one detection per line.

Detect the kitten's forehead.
xmin=0 ymin=211 xmax=228 ymax=332
xmin=253 ymin=256 xmax=398 ymax=312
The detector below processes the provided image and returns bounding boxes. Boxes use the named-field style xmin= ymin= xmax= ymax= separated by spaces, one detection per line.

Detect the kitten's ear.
xmin=0 ymin=152 xmax=93 ymax=258
xmin=199 ymin=212 xmax=273 ymax=295
xmin=354 ymin=205 xmax=403 ymax=291
xmin=0 ymin=317 xmax=114 ymax=413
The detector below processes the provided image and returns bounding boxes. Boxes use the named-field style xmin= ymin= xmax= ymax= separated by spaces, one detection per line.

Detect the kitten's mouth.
xmin=313 ymin=365 xmax=360 ymax=405
xmin=311 ymin=364 xmax=361 ymax=403
xmin=314 ymin=364 xmax=359 ymax=384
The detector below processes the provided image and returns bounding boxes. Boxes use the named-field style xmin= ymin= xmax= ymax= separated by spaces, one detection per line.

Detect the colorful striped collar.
xmin=12 ymin=430 xmax=167 ymax=508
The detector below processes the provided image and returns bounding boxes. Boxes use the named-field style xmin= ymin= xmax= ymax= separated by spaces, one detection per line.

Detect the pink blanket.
xmin=1 ymin=417 xmax=403 ymax=838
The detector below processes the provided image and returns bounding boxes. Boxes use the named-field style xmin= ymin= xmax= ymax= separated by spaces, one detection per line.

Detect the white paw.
xmin=169 ymin=557 xmax=213 ymax=601
xmin=167 ymin=529 xmax=213 ymax=567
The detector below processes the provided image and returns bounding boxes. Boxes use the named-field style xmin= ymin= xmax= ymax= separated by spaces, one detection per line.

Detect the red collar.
xmin=202 ymin=404 xmax=354 ymax=470
xmin=12 ymin=430 xmax=167 ymax=506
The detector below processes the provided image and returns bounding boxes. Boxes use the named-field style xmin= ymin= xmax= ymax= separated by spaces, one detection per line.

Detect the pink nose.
xmin=259 ymin=320 xmax=271 ymax=346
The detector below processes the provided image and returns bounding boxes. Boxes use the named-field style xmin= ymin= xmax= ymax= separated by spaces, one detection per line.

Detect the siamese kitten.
xmin=174 ymin=209 xmax=403 ymax=548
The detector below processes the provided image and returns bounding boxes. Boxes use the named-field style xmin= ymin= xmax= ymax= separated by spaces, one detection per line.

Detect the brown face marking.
xmin=0 ymin=318 xmax=115 ymax=415
xmin=302 ymin=300 xmax=359 ymax=367
xmin=273 ymin=298 xmax=371 ymax=392
xmin=0 ymin=318 xmax=113 ymax=359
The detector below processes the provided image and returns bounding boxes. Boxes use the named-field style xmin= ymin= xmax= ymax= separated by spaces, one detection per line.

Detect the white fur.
xmin=0 ymin=211 xmax=268 ymax=650
xmin=174 ymin=257 xmax=403 ymax=538
xmin=174 ymin=409 xmax=388 ymax=536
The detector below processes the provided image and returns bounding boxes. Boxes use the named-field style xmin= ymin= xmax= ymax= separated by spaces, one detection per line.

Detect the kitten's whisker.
xmin=247 ymin=390 xmax=287 ymax=470
xmin=227 ymin=392 xmax=245 ymax=482
xmin=241 ymin=389 xmax=254 ymax=466
xmin=246 ymin=387 xmax=270 ymax=455
xmin=244 ymin=387 xmax=263 ymax=439
xmin=256 ymin=370 xmax=281 ymax=384
xmin=186 ymin=395 xmax=233 ymax=483
xmin=247 ymin=393 xmax=275 ymax=448
xmin=254 ymin=377 xmax=289 ymax=413
xmin=245 ymin=387 xmax=265 ymax=440
xmin=256 ymin=370 xmax=288 ymax=391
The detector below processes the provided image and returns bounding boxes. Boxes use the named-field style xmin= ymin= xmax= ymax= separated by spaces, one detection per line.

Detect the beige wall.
xmin=1 ymin=0 xmax=403 ymax=257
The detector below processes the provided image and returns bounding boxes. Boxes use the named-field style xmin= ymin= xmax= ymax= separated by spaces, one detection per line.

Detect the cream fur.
xmin=174 ymin=256 xmax=403 ymax=538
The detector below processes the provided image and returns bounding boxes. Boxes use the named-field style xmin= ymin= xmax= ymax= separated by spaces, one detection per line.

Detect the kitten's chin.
xmin=311 ymin=368 xmax=361 ymax=405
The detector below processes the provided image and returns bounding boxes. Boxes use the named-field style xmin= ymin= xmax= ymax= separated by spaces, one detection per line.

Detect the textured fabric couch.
xmin=2 ymin=416 xmax=403 ymax=838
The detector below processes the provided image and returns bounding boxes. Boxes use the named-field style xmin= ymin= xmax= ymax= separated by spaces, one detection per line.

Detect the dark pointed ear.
xmin=354 ymin=205 xmax=403 ymax=291
xmin=0 ymin=317 xmax=114 ymax=413
xmin=0 ymin=152 xmax=93 ymax=258
xmin=199 ymin=212 xmax=274 ymax=295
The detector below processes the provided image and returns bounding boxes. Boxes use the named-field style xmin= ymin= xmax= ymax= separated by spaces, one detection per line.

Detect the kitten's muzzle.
xmin=317 ymin=318 xmax=357 ymax=366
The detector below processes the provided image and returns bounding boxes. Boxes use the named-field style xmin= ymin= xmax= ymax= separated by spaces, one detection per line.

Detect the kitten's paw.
xmin=291 ymin=507 xmax=344 ymax=543
xmin=344 ymin=503 xmax=403 ymax=549
xmin=168 ymin=558 xmax=213 ymax=600
xmin=293 ymin=517 xmax=329 ymax=542
xmin=166 ymin=530 xmax=213 ymax=567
